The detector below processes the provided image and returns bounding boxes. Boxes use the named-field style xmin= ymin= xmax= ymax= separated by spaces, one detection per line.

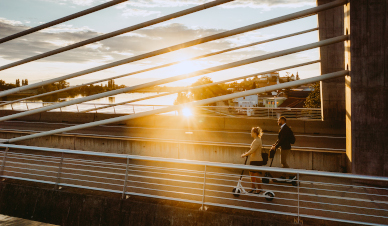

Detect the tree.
xmin=190 ymin=76 xmax=230 ymax=101
xmin=57 ymin=80 xmax=68 ymax=89
xmin=174 ymin=92 xmax=191 ymax=105
xmin=24 ymin=79 xmax=28 ymax=85
xmin=16 ymin=79 xmax=20 ymax=87
xmin=304 ymin=82 xmax=321 ymax=108
xmin=251 ymin=82 xmax=256 ymax=89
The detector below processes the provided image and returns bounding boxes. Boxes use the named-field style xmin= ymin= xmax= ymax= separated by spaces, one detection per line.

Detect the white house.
xmin=233 ymin=95 xmax=259 ymax=107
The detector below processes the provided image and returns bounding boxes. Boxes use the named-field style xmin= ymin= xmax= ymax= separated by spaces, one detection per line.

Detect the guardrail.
xmin=0 ymin=144 xmax=386 ymax=226
xmin=0 ymin=101 xmax=321 ymax=119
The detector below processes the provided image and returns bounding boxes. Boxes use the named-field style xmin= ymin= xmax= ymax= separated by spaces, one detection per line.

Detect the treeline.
xmin=174 ymin=73 xmax=300 ymax=105
xmin=37 ymin=79 xmax=126 ymax=96
xmin=174 ymin=77 xmax=231 ymax=105
xmin=0 ymin=79 xmax=29 ymax=91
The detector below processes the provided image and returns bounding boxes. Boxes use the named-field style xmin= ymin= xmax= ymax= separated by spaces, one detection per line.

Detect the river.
xmin=0 ymin=92 xmax=178 ymax=114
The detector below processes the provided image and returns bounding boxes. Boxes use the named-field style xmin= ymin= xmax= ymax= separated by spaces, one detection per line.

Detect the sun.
xmin=182 ymin=107 xmax=193 ymax=117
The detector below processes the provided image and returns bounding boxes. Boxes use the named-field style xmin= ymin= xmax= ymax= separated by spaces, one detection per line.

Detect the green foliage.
xmin=174 ymin=76 xmax=231 ymax=105
xmin=37 ymin=80 xmax=70 ymax=94
xmin=190 ymin=76 xmax=230 ymax=101
xmin=0 ymin=80 xmax=17 ymax=91
xmin=174 ymin=92 xmax=191 ymax=105
xmin=304 ymin=82 xmax=321 ymax=108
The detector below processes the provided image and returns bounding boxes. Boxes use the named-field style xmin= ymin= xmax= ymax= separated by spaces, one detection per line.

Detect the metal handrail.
xmin=0 ymin=144 xmax=385 ymax=182
xmin=1 ymin=143 xmax=387 ymax=226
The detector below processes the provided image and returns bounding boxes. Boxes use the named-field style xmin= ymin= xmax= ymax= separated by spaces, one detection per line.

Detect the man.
xmin=270 ymin=116 xmax=295 ymax=180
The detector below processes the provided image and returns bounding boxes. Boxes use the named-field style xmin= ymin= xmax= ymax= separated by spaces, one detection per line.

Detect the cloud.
xmin=221 ymin=0 xmax=315 ymax=9
xmin=117 ymin=0 xmax=315 ymax=8
xmin=44 ymin=0 xmax=315 ymax=8
xmin=120 ymin=8 xmax=161 ymax=17
xmin=42 ymin=0 xmax=102 ymax=6
xmin=0 ymin=18 xmax=238 ymax=64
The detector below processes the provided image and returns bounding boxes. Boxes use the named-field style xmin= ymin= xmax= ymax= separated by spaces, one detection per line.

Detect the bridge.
xmin=0 ymin=0 xmax=387 ymax=225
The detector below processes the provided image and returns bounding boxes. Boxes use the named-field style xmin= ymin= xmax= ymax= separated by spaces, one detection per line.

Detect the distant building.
xmin=290 ymin=74 xmax=295 ymax=81
xmin=233 ymin=94 xmax=286 ymax=108
xmin=278 ymin=90 xmax=310 ymax=108
xmin=233 ymin=95 xmax=259 ymax=107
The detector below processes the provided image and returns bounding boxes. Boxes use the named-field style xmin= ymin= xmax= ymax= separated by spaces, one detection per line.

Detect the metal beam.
xmin=0 ymin=35 xmax=348 ymax=122
xmin=3 ymin=70 xmax=349 ymax=143
xmin=0 ymin=0 xmax=127 ymax=44
xmin=80 ymin=60 xmax=320 ymax=113
xmin=0 ymin=0 xmax=233 ymax=72
xmin=0 ymin=27 xmax=318 ymax=107
xmin=0 ymin=0 xmax=348 ymax=97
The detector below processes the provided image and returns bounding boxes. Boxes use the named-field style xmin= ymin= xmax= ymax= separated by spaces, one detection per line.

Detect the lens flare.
xmin=182 ymin=107 xmax=193 ymax=117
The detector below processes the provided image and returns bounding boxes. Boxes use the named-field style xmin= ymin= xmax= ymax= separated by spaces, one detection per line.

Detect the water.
xmin=0 ymin=92 xmax=178 ymax=114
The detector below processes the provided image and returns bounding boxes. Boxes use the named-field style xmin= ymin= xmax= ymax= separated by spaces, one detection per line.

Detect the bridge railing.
xmin=0 ymin=101 xmax=321 ymax=119
xmin=0 ymin=144 xmax=386 ymax=226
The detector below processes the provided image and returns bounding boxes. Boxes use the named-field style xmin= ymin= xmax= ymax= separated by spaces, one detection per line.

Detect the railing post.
xmin=76 ymin=104 xmax=79 ymax=112
xmin=26 ymin=102 xmax=29 ymax=110
xmin=113 ymin=106 xmax=116 ymax=114
xmin=133 ymin=105 xmax=135 ymax=114
xmin=60 ymin=107 xmax=62 ymax=112
xmin=54 ymin=152 xmax=64 ymax=190
xmin=297 ymin=172 xmax=300 ymax=224
xmin=10 ymin=103 xmax=14 ymax=110
xmin=201 ymin=165 xmax=207 ymax=211
xmin=0 ymin=147 xmax=9 ymax=177
xmin=122 ymin=157 xmax=130 ymax=199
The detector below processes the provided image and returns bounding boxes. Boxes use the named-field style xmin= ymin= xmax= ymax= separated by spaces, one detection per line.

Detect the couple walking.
xmin=240 ymin=116 xmax=295 ymax=194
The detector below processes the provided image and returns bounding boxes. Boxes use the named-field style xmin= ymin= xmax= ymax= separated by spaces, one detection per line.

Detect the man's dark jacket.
xmin=274 ymin=124 xmax=293 ymax=150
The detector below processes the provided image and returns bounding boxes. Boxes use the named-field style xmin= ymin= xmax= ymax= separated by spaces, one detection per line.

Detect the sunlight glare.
xmin=174 ymin=60 xmax=201 ymax=75
xmin=182 ymin=107 xmax=193 ymax=117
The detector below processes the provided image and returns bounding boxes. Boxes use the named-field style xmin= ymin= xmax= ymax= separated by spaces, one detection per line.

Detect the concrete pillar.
xmin=349 ymin=0 xmax=388 ymax=177
xmin=317 ymin=0 xmax=346 ymax=121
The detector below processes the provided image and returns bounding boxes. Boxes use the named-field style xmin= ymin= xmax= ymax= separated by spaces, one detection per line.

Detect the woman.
xmin=241 ymin=126 xmax=268 ymax=194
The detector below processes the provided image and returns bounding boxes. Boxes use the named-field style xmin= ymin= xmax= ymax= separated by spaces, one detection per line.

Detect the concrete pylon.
xmin=348 ymin=0 xmax=388 ymax=177
xmin=317 ymin=0 xmax=346 ymax=122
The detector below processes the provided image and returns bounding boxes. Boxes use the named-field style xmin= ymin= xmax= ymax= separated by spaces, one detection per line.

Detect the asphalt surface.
xmin=0 ymin=120 xmax=345 ymax=151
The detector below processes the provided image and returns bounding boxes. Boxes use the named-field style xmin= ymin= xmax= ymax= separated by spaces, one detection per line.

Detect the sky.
xmin=0 ymin=0 xmax=320 ymax=87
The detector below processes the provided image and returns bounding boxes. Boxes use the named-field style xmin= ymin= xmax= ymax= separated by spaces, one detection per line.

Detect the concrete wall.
xmin=0 ymin=110 xmax=346 ymax=135
xmin=0 ymin=182 xmax=344 ymax=226
xmin=0 ymin=131 xmax=347 ymax=173
xmin=349 ymin=1 xmax=388 ymax=177
xmin=317 ymin=0 xmax=346 ymax=122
